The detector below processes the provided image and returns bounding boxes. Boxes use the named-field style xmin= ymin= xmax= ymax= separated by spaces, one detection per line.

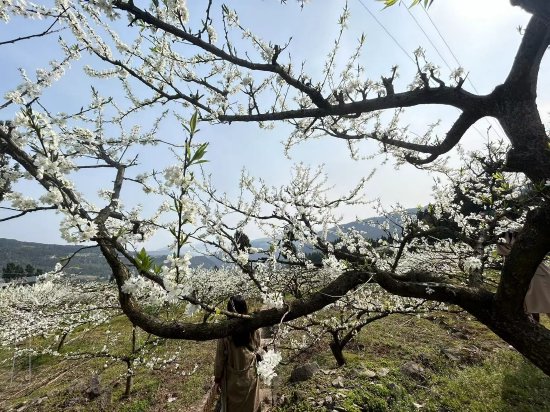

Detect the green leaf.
xmin=380 ymin=0 xmax=399 ymax=9
xmin=189 ymin=111 xmax=198 ymax=135
xmin=380 ymin=0 xmax=434 ymax=8
xmin=189 ymin=142 xmax=209 ymax=165
xmin=492 ymin=172 xmax=504 ymax=181
xmin=185 ymin=141 xmax=191 ymax=162
xmin=135 ymin=248 xmax=154 ymax=272
xmin=187 ymin=143 xmax=208 ymax=166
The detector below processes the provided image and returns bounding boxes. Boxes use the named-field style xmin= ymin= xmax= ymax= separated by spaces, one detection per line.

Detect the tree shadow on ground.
xmin=501 ymin=355 xmax=550 ymax=412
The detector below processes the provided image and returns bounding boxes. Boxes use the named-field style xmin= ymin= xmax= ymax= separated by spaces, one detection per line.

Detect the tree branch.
xmin=373 ymin=269 xmax=493 ymax=310
xmin=219 ymin=87 xmax=486 ymax=123
xmin=0 ymin=206 xmax=58 ymax=222
xmin=324 ymin=110 xmax=481 ymax=161
xmin=112 ymin=1 xmax=329 ymax=109
xmin=99 ymin=235 xmax=374 ymax=340
xmin=495 ymin=204 xmax=550 ymax=313
xmin=0 ymin=17 xmax=64 ymax=46
xmin=502 ymin=15 xmax=550 ymax=99
xmin=405 ymin=110 xmax=482 ymax=164
xmin=511 ymin=0 xmax=550 ymax=24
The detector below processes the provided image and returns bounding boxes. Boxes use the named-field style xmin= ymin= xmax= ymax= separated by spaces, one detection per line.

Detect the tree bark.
xmin=329 ymin=335 xmax=346 ymax=367
xmin=123 ymin=360 xmax=133 ymax=399
xmin=472 ymin=306 xmax=550 ymax=376
xmin=98 ymin=237 xmax=374 ymax=340
xmin=57 ymin=332 xmax=68 ymax=352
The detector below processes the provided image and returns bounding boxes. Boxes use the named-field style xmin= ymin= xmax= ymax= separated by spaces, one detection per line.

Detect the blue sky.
xmin=1 ymin=0 xmax=547 ymax=249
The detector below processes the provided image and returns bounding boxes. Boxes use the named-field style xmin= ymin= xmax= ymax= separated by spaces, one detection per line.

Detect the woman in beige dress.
xmin=497 ymin=231 xmax=550 ymax=322
xmin=214 ymin=295 xmax=261 ymax=412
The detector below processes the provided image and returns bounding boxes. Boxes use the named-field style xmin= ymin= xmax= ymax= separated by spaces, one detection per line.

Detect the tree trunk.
xmin=124 ymin=362 xmax=133 ymax=399
xmin=57 ymin=332 xmax=68 ymax=352
xmin=329 ymin=336 xmax=346 ymax=367
xmin=123 ymin=326 xmax=137 ymax=398
xmin=471 ymin=305 xmax=550 ymax=376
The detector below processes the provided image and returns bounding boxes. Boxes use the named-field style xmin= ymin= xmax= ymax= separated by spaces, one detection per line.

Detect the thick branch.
xmin=99 ymin=236 xmax=372 ymax=340
xmin=511 ymin=0 xmax=550 ymax=24
xmin=502 ymin=15 xmax=550 ymax=98
xmin=373 ymin=269 xmax=493 ymax=310
xmin=405 ymin=110 xmax=481 ymax=164
xmin=219 ymin=87 xmax=486 ymax=123
xmin=326 ymin=110 xmax=481 ymax=160
xmin=495 ymin=204 xmax=550 ymax=313
xmin=488 ymin=15 xmax=550 ymax=182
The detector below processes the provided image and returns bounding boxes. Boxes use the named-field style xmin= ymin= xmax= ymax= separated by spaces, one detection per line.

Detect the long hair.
xmin=227 ymin=295 xmax=253 ymax=347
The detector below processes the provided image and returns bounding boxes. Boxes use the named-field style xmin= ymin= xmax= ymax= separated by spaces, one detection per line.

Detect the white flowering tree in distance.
xmin=1 ymin=0 xmax=550 ymax=376
xmin=0 ymin=270 xmax=198 ymax=397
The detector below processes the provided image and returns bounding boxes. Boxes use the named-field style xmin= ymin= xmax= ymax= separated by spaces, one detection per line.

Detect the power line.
xmin=403 ymin=2 xmax=506 ymax=141
xmin=422 ymin=8 xmax=463 ymax=71
xmin=355 ymin=0 xmax=416 ymax=65
xmin=404 ymin=5 xmax=453 ymax=72
xmin=357 ymin=0 xmax=488 ymax=141
xmin=421 ymin=6 xmax=478 ymax=93
xmin=421 ymin=6 xmax=508 ymax=140
xmin=354 ymin=0 xmax=500 ymax=143
xmin=401 ymin=4 xmax=488 ymax=140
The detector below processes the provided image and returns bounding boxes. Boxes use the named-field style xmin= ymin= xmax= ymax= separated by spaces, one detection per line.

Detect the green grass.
xmin=0 ymin=314 xmax=215 ymax=411
xmin=424 ymin=350 xmax=550 ymax=412
xmin=119 ymin=399 xmax=150 ymax=412
xmin=1 ymin=312 xmax=550 ymax=411
xmin=274 ymin=313 xmax=550 ymax=412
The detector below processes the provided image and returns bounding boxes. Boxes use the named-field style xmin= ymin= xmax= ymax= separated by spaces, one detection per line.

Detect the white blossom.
xmin=257 ymin=349 xmax=282 ymax=385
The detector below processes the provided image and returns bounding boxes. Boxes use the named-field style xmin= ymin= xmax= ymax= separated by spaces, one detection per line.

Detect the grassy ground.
xmin=0 ymin=315 xmax=215 ymax=412
xmin=1 ymin=313 xmax=549 ymax=411
xmin=272 ymin=314 xmax=550 ymax=412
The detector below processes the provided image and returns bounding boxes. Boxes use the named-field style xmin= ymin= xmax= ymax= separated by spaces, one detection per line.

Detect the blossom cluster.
xmin=257 ymin=349 xmax=282 ymax=385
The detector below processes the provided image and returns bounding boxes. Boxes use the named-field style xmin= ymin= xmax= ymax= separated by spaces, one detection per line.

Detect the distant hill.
xmin=0 ymin=238 xmax=111 ymax=279
xmin=0 ymin=239 xmax=222 ymax=279
xmin=327 ymin=209 xmax=418 ymax=242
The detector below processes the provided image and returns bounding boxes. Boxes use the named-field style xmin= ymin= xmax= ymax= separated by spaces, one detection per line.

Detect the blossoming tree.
xmin=1 ymin=0 xmax=550 ymax=376
xmin=0 ymin=272 xmax=178 ymax=398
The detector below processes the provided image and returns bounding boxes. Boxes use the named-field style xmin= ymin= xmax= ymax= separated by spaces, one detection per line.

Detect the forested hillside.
xmin=0 ymin=238 xmax=220 ymax=280
xmin=0 ymin=238 xmax=110 ymax=279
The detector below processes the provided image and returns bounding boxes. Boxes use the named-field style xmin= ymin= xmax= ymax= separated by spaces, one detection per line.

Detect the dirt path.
xmin=259 ymin=387 xmax=273 ymax=410
xmin=192 ymin=384 xmax=273 ymax=412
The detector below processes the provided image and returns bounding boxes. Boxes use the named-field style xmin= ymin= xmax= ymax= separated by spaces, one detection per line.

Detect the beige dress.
xmin=525 ymin=261 xmax=550 ymax=313
xmin=497 ymin=244 xmax=550 ymax=313
xmin=214 ymin=329 xmax=261 ymax=412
